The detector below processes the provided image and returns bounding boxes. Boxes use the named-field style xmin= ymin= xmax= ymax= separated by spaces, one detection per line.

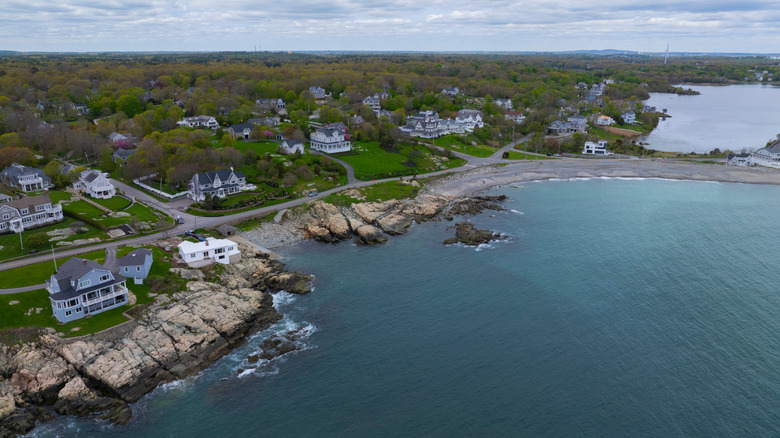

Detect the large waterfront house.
xmin=583 ymin=140 xmax=610 ymax=155
xmin=73 ymin=170 xmax=116 ymax=199
xmin=188 ymin=168 xmax=251 ymax=201
xmin=178 ymin=237 xmax=241 ymax=267
xmin=177 ymin=116 xmax=219 ymax=129
xmin=118 ymin=248 xmax=153 ymax=284
xmin=751 ymin=141 xmax=780 ymax=168
xmin=310 ymin=125 xmax=351 ymax=153
xmin=0 ymin=194 xmax=63 ymax=234
xmin=0 ymin=163 xmax=52 ymax=192
xmin=255 ymin=98 xmax=286 ymax=112
xmin=402 ymin=111 xmax=442 ymax=138
xmin=621 ymin=112 xmax=637 ymax=124
xmin=46 ymin=257 xmax=129 ymax=323
xmin=442 ymin=87 xmax=460 ymax=97
xmin=547 ymin=120 xmax=572 ymax=135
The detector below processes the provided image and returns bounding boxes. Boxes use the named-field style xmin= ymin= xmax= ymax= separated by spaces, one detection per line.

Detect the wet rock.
xmin=354 ymin=224 xmax=387 ymax=245
xmin=443 ymin=222 xmax=504 ymax=246
xmin=265 ymin=272 xmax=312 ymax=294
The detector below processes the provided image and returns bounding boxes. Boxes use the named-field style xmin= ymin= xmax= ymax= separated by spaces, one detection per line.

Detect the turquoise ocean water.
xmin=31 ymin=179 xmax=780 ymax=436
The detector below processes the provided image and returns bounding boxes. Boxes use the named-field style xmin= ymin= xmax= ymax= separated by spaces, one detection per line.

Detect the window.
xmin=203 ymin=251 xmax=209 ymax=257
xmin=65 ymin=310 xmax=72 ymax=317
xmin=2 ymin=214 xmax=8 ymax=220
xmin=20 ymin=208 xmax=28 ymax=215
xmin=67 ymin=299 xmax=79 ymax=307
xmin=99 ymin=274 xmax=110 ymax=282
xmin=136 ymin=266 xmax=141 ymax=271
xmin=124 ymin=267 xmax=129 ymax=272
xmin=35 ymin=205 xmax=44 ymax=212
xmin=78 ymin=280 xmax=91 ymax=289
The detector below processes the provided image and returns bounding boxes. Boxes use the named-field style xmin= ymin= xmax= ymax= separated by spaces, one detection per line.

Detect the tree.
xmin=281 ymin=171 xmax=298 ymax=187
xmin=116 ymin=94 xmax=143 ymax=118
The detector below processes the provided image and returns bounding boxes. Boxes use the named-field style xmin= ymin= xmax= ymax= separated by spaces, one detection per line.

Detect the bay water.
xmin=643 ymin=83 xmax=780 ymax=153
xmin=31 ymin=179 xmax=780 ymax=436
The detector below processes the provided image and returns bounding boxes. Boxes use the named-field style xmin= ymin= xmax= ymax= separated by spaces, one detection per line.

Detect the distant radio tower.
xmin=664 ymin=43 xmax=669 ymax=65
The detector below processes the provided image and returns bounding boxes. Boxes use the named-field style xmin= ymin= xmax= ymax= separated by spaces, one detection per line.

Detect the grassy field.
xmin=434 ymin=135 xmax=497 ymax=157
xmin=231 ymin=140 xmax=280 ymax=156
xmin=338 ymin=141 xmax=462 ymax=181
xmin=0 ymin=218 xmax=106 ymax=261
xmin=91 ymin=196 xmax=132 ymax=211
xmin=506 ymin=149 xmax=556 ymax=160
xmin=0 ymin=249 xmax=106 ymax=289
xmin=323 ymin=179 xmax=423 ymax=206
xmin=49 ymin=190 xmax=72 ymax=203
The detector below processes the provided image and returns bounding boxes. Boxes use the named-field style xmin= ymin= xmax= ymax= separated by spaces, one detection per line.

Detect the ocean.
xmin=30 ymin=179 xmax=780 ymax=436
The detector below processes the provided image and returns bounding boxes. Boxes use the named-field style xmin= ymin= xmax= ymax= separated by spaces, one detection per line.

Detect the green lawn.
xmin=338 ymin=142 xmax=461 ymax=181
xmin=506 ymin=149 xmax=556 ymax=160
xmin=0 ymin=249 xmax=106 ymax=289
xmin=434 ymin=134 xmax=497 ymax=157
xmin=323 ymin=179 xmax=423 ymax=206
xmin=0 ymin=289 xmax=58 ymax=330
xmin=0 ymin=218 xmax=106 ymax=261
xmin=62 ymin=200 xmax=105 ymax=220
xmin=91 ymin=196 xmax=132 ymax=211
xmin=124 ymin=203 xmax=162 ymax=224
xmin=49 ymin=190 xmax=72 ymax=203
xmin=231 ymin=140 xmax=280 ymax=156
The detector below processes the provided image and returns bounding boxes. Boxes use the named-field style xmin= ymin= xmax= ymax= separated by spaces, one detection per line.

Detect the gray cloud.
xmin=2 ymin=0 xmax=779 ymax=52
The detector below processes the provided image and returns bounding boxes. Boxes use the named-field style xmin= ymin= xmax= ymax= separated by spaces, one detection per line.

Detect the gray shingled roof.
xmin=118 ymin=248 xmax=152 ymax=267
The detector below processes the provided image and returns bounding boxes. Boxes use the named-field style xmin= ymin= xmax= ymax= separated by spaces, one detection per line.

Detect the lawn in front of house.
xmin=435 ymin=134 xmax=497 ymax=157
xmin=0 ymin=249 xmax=106 ymax=289
xmin=337 ymin=141 xmax=462 ymax=180
xmin=0 ymin=218 xmax=106 ymax=261
xmin=48 ymin=190 xmax=72 ymax=203
xmin=91 ymin=195 xmax=132 ymax=211
xmin=323 ymin=179 xmax=424 ymax=206
xmin=231 ymin=140 xmax=281 ymax=156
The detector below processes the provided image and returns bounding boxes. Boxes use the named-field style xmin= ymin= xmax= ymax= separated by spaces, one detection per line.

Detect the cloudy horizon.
xmin=3 ymin=1 xmax=780 ymax=54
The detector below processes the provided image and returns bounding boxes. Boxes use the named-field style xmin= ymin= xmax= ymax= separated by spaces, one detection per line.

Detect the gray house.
xmin=0 ymin=163 xmax=52 ymax=192
xmin=46 ymin=258 xmax=129 ymax=323
xmin=112 ymin=149 xmax=136 ymax=165
xmin=117 ymin=248 xmax=153 ymax=284
xmin=188 ymin=168 xmax=250 ymax=201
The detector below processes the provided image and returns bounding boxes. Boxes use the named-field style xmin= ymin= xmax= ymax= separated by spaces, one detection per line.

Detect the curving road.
xmin=0 ymin=136 xmax=532 ymax=276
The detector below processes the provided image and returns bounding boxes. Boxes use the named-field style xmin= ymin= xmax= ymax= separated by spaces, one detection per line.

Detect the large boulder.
xmin=9 ymin=341 xmax=75 ymax=404
xmin=376 ymin=213 xmax=413 ymax=235
xmin=265 ymin=272 xmax=313 ymax=295
xmin=443 ymin=222 xmax=504 ymax=246
xmin=354 ymin=224 xmax=387 ymax=245
xmin=53 ymin=376 xmax=131 ymax=424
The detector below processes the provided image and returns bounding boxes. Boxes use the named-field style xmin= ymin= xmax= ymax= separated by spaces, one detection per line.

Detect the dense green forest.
xmin=0 ymin=52 xmax=776 ymax=189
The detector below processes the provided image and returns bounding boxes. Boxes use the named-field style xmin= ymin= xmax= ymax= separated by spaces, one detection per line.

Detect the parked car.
xmin=184 ymin=230 xmax=195 ymax=237
xmin=308 ymin=192 xmax=319 ymax=197
xmin=176 ymin=216 xmax=184 ymax=224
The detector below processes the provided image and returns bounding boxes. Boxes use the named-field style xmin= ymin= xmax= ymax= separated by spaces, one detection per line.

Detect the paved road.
xmin=0 ymin=284 xmax=47 ymax=294
xmin=309 ymin=150 xmax=358 ymax=184
xmin=0 ymin=135 xmax=534 ymax=275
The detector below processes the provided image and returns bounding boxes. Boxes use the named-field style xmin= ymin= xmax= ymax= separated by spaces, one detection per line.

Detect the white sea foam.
xmin=474 ymin=243 xmax=494 ymax=252
xmin=273 ymin=291 xmax=297 ymax=307
xmin=510 ymin=209 xmax=524 ymax=215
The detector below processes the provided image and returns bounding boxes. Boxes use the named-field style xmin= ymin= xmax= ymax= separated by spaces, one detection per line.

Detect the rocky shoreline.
xmin=0 ymin=249 xmax=312 ymax=437
xmin=0 ymin=192 xmax=507 ymax=437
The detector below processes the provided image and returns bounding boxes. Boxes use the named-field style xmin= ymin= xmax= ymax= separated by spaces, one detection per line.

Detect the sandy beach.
xmin=424 ymin=159 xmax=780 ymax=198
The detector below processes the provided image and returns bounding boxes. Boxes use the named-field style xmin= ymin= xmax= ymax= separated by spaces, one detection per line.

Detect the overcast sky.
xmin=4 ymin=0 xmax=780 ymax=53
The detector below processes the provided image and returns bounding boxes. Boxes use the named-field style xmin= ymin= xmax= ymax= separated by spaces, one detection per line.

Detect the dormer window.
xmin=99 ymin=274 xmax=110 ymax=282
xmin=78 ymin=279 xmax=91 ymax=289
xmin=21 ymin=208 xmax=28 ymax=215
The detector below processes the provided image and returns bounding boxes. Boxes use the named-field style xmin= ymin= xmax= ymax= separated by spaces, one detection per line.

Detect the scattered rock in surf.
xmin=443 ymin=222 xmax=505 ymax=246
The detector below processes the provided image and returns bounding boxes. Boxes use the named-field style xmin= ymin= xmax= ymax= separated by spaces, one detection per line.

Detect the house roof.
xmin=118 ymin=248 xmax=152 ymax=267
xmin=49 ymin=257 xmax=125 ymax=301
xmin=82 ymin=171 xmax=101 ymax=183
xmin=112 ymin=149 xmax=136 ymax=158
xmin=763 ymin=141 xmax=780 ymax=153
xmin=197 ymin=169 xmax=245 ymax=184
xmin=216 ymin=224 xmax=237 ymax=235
xmin=0 ymin=193 xmax=12 ymax=202
xmin=230 ymin=123 xmax=255 ymax=132
xmin=1 ymin=163 xmax=46 ymax=180
xmin=4 ymin=194 xmax=52 ymax=210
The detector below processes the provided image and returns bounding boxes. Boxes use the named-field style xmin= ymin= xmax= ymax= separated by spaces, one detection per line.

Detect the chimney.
xmin=82 ymin=259 xmax=87 ymax=265
xmin=205 ymin=239 xmax=209 ymax=246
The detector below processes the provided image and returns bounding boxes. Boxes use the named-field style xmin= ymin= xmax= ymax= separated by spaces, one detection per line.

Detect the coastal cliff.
xmin=0 ymin=251 xmax=310 ymax=437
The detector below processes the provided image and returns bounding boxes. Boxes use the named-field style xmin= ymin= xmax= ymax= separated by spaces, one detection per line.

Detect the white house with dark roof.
xmin=178 ymin=237 xmax=241 ymax=267
xmin=0 ymin=194 xmax=11 ymax=203
xmin=108 ymin=132 xmax=137 ymax=146
xmin=402 ymin=111 xmax=442 ymax=139
xmin=310 ymin=125 xmax=351 ymax=153
xmin=726 ymin=153 xmax=753 ymax=167
xmin=118 ymin=248 xmax=153 ymax=284
xmin=363 ymin=95 xmax=382 ymax=112
xmin=177 ymin=116 xmax=218 ymax=129
xmin=255 ymin=98 xmax=286 ymax=111
xmin=0 ymin=163 xmax=52 ymax=192
xmin=504 ymin=111 xmax=525 ymax=124
xmin=74 ymin=170 xmax=116 ymax=199
xmin=442 ymin=87 xmax=460 ymax=97
xmin=621 ymin=111 xmax=636 ymax=124
xmin=751 ymin=141 xmax=780 ymax=168
xmin=46 ymin=257 xmax=129 ymax=323
xmin=188 ymin=168 xmax=251 ymax=201
xmin=280 ymin=139 xmax=305 ymax=155
xmin=0 ymin=194 xmax=63 ymax=234
xmin=455 ymin=109 xmax=484 ymax=131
